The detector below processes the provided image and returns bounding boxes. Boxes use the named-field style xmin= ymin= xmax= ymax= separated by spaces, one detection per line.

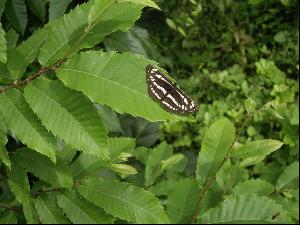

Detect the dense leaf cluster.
xmin=0 ymin=0 xmax=298 ymax=224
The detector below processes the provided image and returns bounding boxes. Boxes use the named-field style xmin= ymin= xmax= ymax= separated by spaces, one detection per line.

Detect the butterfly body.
xmin=146 ymin=65 xmax=198 ymax=115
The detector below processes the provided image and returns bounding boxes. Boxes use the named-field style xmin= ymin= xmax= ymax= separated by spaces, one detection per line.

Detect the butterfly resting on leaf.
xmin=146 ymin=65 xmax=198 ymax=115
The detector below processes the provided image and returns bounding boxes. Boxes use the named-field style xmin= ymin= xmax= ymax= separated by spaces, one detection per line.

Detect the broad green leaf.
xmin=108 ymin=137 xmax=136 ymax=159
xmin=233 ymin=139 xmax=284 ymax=158
xmin=110 ymin=163 xmax=138 ymax=175
xmin=57 ymin=51 xmax=190 ymax=122
xmin=0 ymin=23 xmax=7 ymax=63
xmin=0 ymin=210 xmax=17 ymax=224
xmin=77 ymin=177 xmax=170 ymax=224
xmin=104 ymin=26 xmax=161 ymax=60
xmin=5 ymin=0 xmax=27 ymax=35
xmin=232 ymin=179 xmax=275 ymax=196
xmin=0 ymin=89 xmax=56 ymax=162
xmin=276 ymin=161 xmax=299 ymax=191
xmin=145 ymin=142 xmax=173 ymax=186
xmin=161 ymin=154 xmax=185 ymax=171
xmin=119 ymin=114 xmax=162 ymax=146
xmin=199 ymin=195 xmax=290 ymax=223
xmin=0 ymin=117 xmax=10 ymax=168
xmin=7 ymin=28 xmax=48 ymax=79
xmin=71 ymin=153 xmax=107 ymax=179
xmin=148 ymin=179 xmax=176 ymax=196
xmin=39 ymin=0 xmax=144 ymax=66
xmin=56 ymin=142 xmax=77 ymax=163
xmin=130 ymin=146 xmax=149 ymax=165
xmin=239 ymin=155 xmax=265 ymax=167
xmin=13 ymin=148 xmax=73 ymax=188
xmin=57 ymin=190 xmax=114 ymax=224
xmin=5 ymin=28 xmax=19 ymax=54
xmin=7 ymin=163 xmax=39 ymax=223
xmin=34 ymin=193 xmax=69 ymax=224
xmin=26 ymin=0 xmax=46 ymax=21
xmin=96 ymin=104 xmax=123 ymax=134
xmin=23 ymin=198 xmax=39 ymax=224
xmin=48 ymin=0 xmax=72 ymax=21
xmin=24 ymin=78 xmax=109 ymax=160
xmin=196 ymin=118 xmax=235 ymax=189
xmin=167 ymin=179 xmax=200 ymax=224
xmin=7 ymin=162 xmax=30 ymax=204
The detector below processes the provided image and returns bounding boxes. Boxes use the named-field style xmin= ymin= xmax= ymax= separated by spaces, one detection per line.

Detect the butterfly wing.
xmin=146 ymin=65 xmax=199 ymax=115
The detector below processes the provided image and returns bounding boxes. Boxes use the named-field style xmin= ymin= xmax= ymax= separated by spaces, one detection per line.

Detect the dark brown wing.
xmin=146 ymin=64 xmax=199 ymax=115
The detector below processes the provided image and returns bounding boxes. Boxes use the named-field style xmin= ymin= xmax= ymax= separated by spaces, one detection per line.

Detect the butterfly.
xmin=146 ymin=64 xmax=199 ymax=115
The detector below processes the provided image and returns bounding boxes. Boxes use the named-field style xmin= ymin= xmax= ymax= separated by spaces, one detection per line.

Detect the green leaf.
xmin=161 ymin=154 xmax=185 ymax=171
xmin=13 ymin=148 xmax=73 ymax=188
xmin=104 ymin=26 xmax=161 ymax=60
xmin=57 ymin=51 xmax=190 ymax=122
xmin=6 ymin=28 xmax=19 ymax=55
xmin=110 ymin=163 xmax=138 ymax=175
xmin=0 ymin=89 xmax=57 ymax=162
xmin=24 ymin=78 xmax=109 ymax=160
xmin=7 ymin=28 xmax=48 ymax=79
xmin=196 ymin=118 xmax=235 ymax=189
xmin=276 ymin=161 xmax=299 ymax=191
xmin=145 ymin=142 xmax=173 ymax=186
xmin=0 ymin=117 xmax=10 ymax=168
xmin=0 ymin=210 xmax=17 ymax=224
xmin=108 ymin=137 xmax=136 ymax=159
xmin=245 ymin=98 xmax=257 ymax=113
xmin=57 ymin=190 xmax=114 ymax=224
xmin=232 ymin=139 xmax=284 ymax=159
xmin=239 ymin=155 xmax=265 ymax=167
xmin=71 ymin=153 xmax=107 ymax=179
xmin=23 ymin=198 xmax=39 ymax=224
xmin=167 ymin=179 xmax=199 ymax=224
xmin=48 ymin=0 xmax=72 ymax=21
xmin=5 ymin=0 xmax=28 ymax=35
xmin=26 ymin=0 xmax=46 ymax=21
xmin=39 ymin=0 xmax=144 ymax=66
xmin=34 ymin=193 xmax=69 ymax=224
xmin=232 ymin=179 xmax=275 ymax=196
xmin=0 ymin=23 xmax=7 ymax=63
xmin=120 ymin=0 xmax=160 ymax=10
xmin=96 ymin=104 xmax=123 ymax=134
xmin=199 ymin=195 xmax=290 ymax=223
xmin=77 ymin=177 xmax=170 ymax=224
xmin=7 ymin=162 xmax=30 ymax=204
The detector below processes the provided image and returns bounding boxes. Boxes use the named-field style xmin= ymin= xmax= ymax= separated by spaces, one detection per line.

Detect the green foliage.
xmin=77 ymin=177 xmax=170 ymax=224
xmin=0 ymin=0 xmax=298 ymax=224
xmin=24 ymin=78 xmax=109 ymax=160
xmin=57 ymin=51 xmax=190 ymax=122
xmin=196 ymin=118 xmax=235 ymax=189
xmin=5 ymin=0 xmax=28 ymax=35
xmin=198 ymin=195 xmax=290 ymax=223
xmin=0 ymin=23 xmax=7 ymax=64
xmin=57 ymin=190 xmax=114 ymax=224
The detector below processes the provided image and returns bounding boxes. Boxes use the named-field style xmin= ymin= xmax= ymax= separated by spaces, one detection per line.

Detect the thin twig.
xmin=0 ymin=59 xmax=65 ymax=94
xmin=0 ymin=203 xmax=22 ymax=212
xmin=190 ymin=113 xmax=252 ymax=224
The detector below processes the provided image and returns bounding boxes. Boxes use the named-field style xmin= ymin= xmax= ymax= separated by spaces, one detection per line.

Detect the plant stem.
xmin=190 ymin=113 xmax=252 ymax=224
xmin=0 ymin=59 xmax=65 ymax=93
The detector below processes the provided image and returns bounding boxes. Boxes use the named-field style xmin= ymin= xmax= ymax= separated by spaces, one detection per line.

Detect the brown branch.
xmin=0 ymin=59 xmax=66 ymax=94
xmin=0 ymin=203 xmax=22 ymax=212
xmin=190 ymin=113 xmax=253 ymax=224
